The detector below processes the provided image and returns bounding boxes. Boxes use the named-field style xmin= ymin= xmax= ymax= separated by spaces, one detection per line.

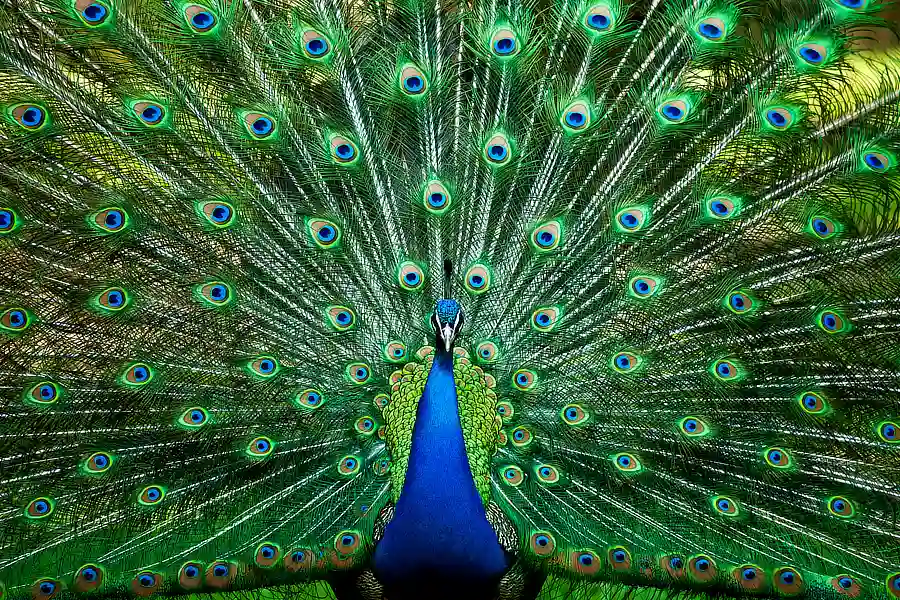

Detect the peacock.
xmin=1 ymin=0 xmax=900 ymax=599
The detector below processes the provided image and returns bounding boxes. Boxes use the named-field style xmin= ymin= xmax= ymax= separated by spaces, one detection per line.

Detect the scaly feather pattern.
xmin=0 ymin=0 xmax=899 ymax=599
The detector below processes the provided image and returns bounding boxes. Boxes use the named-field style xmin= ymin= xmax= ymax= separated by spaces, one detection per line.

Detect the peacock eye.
xmin=798 ymin=43 xmax=827 ymax=65
xmin=197 ymin=281 xmax=232 ymax=306
xmin=400 ymin=65 xmax=427 ymax=95
xmin=347 ymin=362 xmax=371 ymax=384
xmin=491 ymin=28 xmax=519 ymax=57
xmin=335 ymin=531 xmax=361 ymax=554
xmin=301 ymin=30 xmax=331 ymax=59
xmin=122 ymin=362 xmax=153 ymax=386
xmin=132 ymin=102 xmax=166 ymax=126
xmin=11 ymin=104 xmax=48 ymax=129
xmin=138 ymin=485 xmax=165 ymax=505
xmin=696 ymin=17 xmax=725 ymax=41
xmin=248 ymin=356 xmax=279 ymax=378
xmin=659 ymin=99 xmax=689 ymax=122
xmin=247 ymin=436 xmax=274 ymax=457
xmin=529 ymin=532 xmax=556 ymax=556
xmin=184 ymin=4 xmax=217 ymax=32
xmin=79 ymin=1 xmax=110 ymax=25
xmin=92 ymin=207 xmax=128 ymax=232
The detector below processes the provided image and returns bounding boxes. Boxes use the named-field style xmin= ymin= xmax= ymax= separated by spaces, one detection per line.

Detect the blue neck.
xmin=373 ymin=348 xmax=508 ymax=587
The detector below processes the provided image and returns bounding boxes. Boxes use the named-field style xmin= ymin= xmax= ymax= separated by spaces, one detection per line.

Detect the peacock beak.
xmin=441 ymin=324 xmax=455 ymax=353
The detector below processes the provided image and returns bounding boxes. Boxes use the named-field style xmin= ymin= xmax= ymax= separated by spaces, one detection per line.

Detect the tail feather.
xmin=1 ymin=0 xmax=900 ymax=598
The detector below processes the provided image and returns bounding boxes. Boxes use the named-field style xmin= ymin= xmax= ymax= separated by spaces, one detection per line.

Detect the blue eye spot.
xmin=494 ymin=37 xmax=515 ymax=55
xmin=105 ymin=210 xmax=123 ymax=229
xmin=39 ymin=582 xmax=55 ymax=595
xmin=336 ymin=144 xmax=354 ymax=160
xmin=589 ymin=14 xmax=609 ymax=29
xmin=336 ymin=311 xmax=350 ymax=324
xmin=93 ymin=454 xmax=109 ymax=468
xmin=698 ymin=23 xmax=722 ymax=39
xmin=404 ymin=76 xmax=424 ymax=93
xmin=881 ymin=422 xmax=897 ymax=441
xmin=538 ymin=231 xmax=554 ymax=246
xmin=535 ymin=535 xmax=550 ymax=547
xmin=252 ymin=117 xmax=273 ymax=135
xmin=742 ymin=568 xmax=756 ymax=580
xmin=766 ymin=109 xmax=787 ymax=127
xmin=256 ymin=439 xmax=270 ymax=452
xmin=717 ymin=498 xmax=730 ymax=511
xmin=663 ymin=104 xmax=683 ymax=120
xmin=292 ymin=551 xmax=305 ymax=563
xmin=133 ymin=366 xmax=148 ymax=382
xmin=513 ymin=430 xmax=525 ymax=441
xmin=516 ymin=373 xmax=528 ymax=385
xmin=192 ymin=11 xmax=215 ymax=30
xmin=711 ymin=200 xmax=728 ymax=215
xmin=211 ymin=205 xmax=231 ymax=223
xmin=838 ymin=577 xmax=853 ymax=589
xmin=717 ymin=363 xmax=731 ymax=377
xmin=637 ymin=280 xmax=649 ymax=293
xmin=566 ymin=408 xmax=577 ymax=419
xmin=146 ymin=487 xmax=160 ymax=501
xmin=469 ymin=274 xmax=484 ymax=287
xmin=141 ymin=105 xmax=162 ymax=123
xmin=620 ymin=213 xmax=638 ymax=228
xmin=306 ymin=38 xmax=327 ymax=56
xmin=565 ymin=111 xmax=586 ymax=128
xmin=107 ymin=291 xmax=123 ymax=307
xmin=356 ymin=367 xmax=367 ymax=378
xmin=22 ymin=107 xmax=44 ymax=127
xmin=190 ymin=409 xmax=204 ymax=423
xmin=670 ymin=557 xmax=683 ymax=569
xmin=212 ymin=564 xmax=228 ymax=577
xmin=138 ymin=574 xmax=154 ymax=587
xmin=341 ymin=535 xmax=355 ymax=546
xmin=813 ymin=218 xmax=829 ymax=234
xmin=261 ymin=545 xmax=276 ymax=559
xmin=781 ymin=571 xmax=795 ymax=585
xmin=684 ymin=419 xmax=697 ymax=432
xmin=211 ymin=285 xmax=227 ymax=301
xmin=696 ymin=559 xmax=710 ymax=571
xmin=184 ymin=565 xmax=199 ymax=578
xmin=81 ymin=567 xmax=98 ymax=582
xmin=307 ymin=392 xmax=320 ymax=405
xmin=613 ymin=550 xmax=626 ymax=563
xmin=404 ymin=271 xmax=420 ymax=285
xmin=259 ymin=359 xmax=274 ymax=373
xmin=579 ymin=553 xmax=593 ymax=566
xmin=39 ymin=384 xmax=55 ymax=400
xmin=34 ymin=500 xmax=49 ymax=514
xmin=489 ymin=144 xmax=508 ymax=161
xmin=0 ymin=210 xmax=12 ymax=230
xmin=799 ymin=45 xmax=823 ymax=64
xmin=540 ymin=467 xmax=551 ymax=477
xmin=82 ymin=3 xmax=107 ymax=22
xmin=617 ymin=455 xmax=631 ymax=468
xmin=317 ymin=225 xmax=335 ymax=242
xmin=429 ymin=192 xmax=446 ymax=208
xmin=865 ymin=152 xmax=886 ymax=170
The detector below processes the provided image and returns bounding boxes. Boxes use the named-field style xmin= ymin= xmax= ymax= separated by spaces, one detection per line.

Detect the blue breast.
xmin=373 ymin=350 xmax=508 ymax=591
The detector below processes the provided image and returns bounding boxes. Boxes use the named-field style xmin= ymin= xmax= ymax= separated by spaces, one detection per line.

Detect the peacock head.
xmin=431 ymin=299 xmax=464 ymax=353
